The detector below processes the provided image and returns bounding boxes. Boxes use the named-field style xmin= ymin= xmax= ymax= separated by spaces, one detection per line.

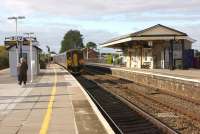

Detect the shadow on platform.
xmin=25 ymin=82 xmax=71 ymax=88
xmin=39 ymin=71 xmax=70 ymax=76
xmin=0 ymin=93 xmax=72 ymax=100
xmin=0 ymin=100 xmax=52 ymax=104
xmin=0 ymin=107 xmax=68 ymax=111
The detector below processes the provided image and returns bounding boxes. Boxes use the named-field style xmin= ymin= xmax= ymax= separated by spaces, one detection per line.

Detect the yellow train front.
xmin=53 ymin=49 xmax=84 ymax=74
xmin=66 ymin=49 xmax=84 ymax=74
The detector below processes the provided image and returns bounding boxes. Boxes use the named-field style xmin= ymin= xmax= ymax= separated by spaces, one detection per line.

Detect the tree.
xmin=50 ymin=51 xmax=57 ymax=54
xmin=39 ymin=52 xmax=48 ymax=69
xmin=60 ymin=30 xmax=83 ymax=53
xmin=46 ymin=45 xmax=50 ymax=53
xmin=46 ymin=45 xmax=51 ymax=64
xmin=196 ymin=50 xmax=200 ymax=57
xmin=0 ymin=46 xmax=9 ymax=69
xmin=106 ymin=54 xmax=113 ymax=64
xmin=86 ymin=42 xmax=97 ymax=49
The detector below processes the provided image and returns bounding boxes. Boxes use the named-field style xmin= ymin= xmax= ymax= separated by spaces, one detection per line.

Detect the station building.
xmin=101 ymin=24 xmax=196 ymax=70
xmin=82 ymin=48 xmax=99 ymax=59
xmin=5 ymin=36 xmax=41 ymax=76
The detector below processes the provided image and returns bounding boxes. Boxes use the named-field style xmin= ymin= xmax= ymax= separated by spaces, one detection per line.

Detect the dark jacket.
xmin=19 ymin=62 xmax=28 ymax=82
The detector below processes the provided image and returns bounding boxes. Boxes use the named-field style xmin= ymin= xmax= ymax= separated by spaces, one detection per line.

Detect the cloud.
xmin=1 ymin=0 xmax=200 ymax=52
xmin=2 ymin=0 xmax=200 ymax=18
xmin=2 ymin=1 xmax=200 ymax=24
xmin=17 ymin=23 xmax=118 ymax=53
xmin=82 ymin=29 xmax=118 ymax=44
xmin=177 ymin=24 xmax=200 ymax=50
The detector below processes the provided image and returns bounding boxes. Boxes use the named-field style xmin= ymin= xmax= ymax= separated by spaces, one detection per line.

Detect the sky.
xmin=0 ymin=0 xmax=200 ymax=53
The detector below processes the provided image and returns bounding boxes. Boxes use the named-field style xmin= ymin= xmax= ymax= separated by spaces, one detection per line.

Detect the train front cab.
xmin=66 ymin=49 xmax=84 ymax=74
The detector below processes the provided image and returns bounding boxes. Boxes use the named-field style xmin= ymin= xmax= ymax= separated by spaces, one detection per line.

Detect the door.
xmin=165 ymin=48 xmax=169 ymax=69
xmin=142 ymin=48 xmax=153 ymax=69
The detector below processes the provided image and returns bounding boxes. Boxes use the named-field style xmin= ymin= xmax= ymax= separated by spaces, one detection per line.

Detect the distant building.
xmin=5 ymin=36 xmax=42 ymax=76
xmin=82 ymin=48 xmax=99 ymax=59
xmin=101 ymin=24 xmax=196 ymax=69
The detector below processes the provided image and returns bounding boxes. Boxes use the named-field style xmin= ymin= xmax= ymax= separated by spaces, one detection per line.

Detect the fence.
xmin=85 ymin=57 xmax=126 ymax=67
xmin=193 ymin=57 xmax=200 ymax=69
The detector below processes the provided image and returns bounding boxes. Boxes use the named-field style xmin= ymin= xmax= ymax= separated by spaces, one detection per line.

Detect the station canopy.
xmin=4 ymin=36 xmax=38 ymax=48
xmin=101 ymin=24 xmax=196 ymax=49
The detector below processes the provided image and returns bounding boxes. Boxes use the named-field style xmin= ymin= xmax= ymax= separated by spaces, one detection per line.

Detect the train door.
xmin=73 ymin=52 xmax=78 ymax=67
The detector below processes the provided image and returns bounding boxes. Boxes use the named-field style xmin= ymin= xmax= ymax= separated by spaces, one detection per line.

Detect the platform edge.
xmin=70 ymin=74 xmax=115 ymax=134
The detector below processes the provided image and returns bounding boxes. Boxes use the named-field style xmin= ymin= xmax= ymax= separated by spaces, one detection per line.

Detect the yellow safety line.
xmin=39 ymin=68 xmax=57 ymax=134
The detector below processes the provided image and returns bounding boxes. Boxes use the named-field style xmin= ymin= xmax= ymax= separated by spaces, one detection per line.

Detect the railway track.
xmin=82 ymin=66 xmax=200 ymax=133
xmin=75 ymin=75 xmax=177 ymax=134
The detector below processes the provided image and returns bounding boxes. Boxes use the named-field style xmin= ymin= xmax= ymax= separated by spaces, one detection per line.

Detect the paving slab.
xmin=0 ymin=65 xmax=112 ymax=134
xmin=87 ymin=63 xmax=200 ymax=81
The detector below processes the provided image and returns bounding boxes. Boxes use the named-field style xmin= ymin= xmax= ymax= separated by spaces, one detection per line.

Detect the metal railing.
xmin=85 ymin=58 xmax=126 ymax=67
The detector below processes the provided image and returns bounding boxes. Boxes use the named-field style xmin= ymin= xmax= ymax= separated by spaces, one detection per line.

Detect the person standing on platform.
xmin=19 ymin=58 xmax=28 ymax=86
xmin=17 ymin=58 xmax=23 ymax=84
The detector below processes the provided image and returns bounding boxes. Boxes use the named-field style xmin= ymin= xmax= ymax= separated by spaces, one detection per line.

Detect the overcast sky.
xmin=0 ymin=0 xmax=200 ymax=52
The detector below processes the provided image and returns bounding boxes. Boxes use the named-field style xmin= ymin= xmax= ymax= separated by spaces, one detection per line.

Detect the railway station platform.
xmin=85 ymin=63 xmax=200 ymax=102
xmin=0 ymin=65 xmax=112 ymax=134
xmin=86 ymin=63 xmax=200 ymax=81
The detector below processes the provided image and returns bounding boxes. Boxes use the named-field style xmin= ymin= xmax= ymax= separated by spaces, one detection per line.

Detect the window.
xmin=19 ymin=53 xmax=28 ymax=61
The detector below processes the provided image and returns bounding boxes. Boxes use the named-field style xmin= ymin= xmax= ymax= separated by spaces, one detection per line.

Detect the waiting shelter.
xmin=101 ymin=24 xmax=196 ymax=69
xmin=5 ymin=36 xmax=41 ymax=76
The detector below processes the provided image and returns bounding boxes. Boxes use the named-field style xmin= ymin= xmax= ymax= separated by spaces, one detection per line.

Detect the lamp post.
xmin=8 ymin=16 xmax=26 ymax=63
xmin=24 ymin=32 xmax=34 ymax=83
xmin=87 ymin=47 xmax=89 ymax=60
xmin=97 ymin=45 xmax=102 ymax=63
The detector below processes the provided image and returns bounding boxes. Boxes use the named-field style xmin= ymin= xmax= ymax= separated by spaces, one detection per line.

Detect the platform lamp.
xmin=98 ymin=44 xmax=103 ymax=63
xmin=8 ymin=16 xmax=26 ymax=63
xmin=24 ymin=32 xmax=34 ymax=83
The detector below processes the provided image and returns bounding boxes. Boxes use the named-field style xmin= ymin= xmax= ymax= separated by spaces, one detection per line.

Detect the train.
xmin=53 ymin=49 xmax=84 ymax=74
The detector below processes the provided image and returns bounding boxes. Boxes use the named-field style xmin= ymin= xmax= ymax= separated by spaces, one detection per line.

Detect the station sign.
xmin=4 ymin=36 xmax=38 ymax=47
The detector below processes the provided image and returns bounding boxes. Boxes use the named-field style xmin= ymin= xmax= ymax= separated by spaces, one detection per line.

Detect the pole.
xmin=87 ymin=47 xmax=88 ymax=60
xmin=30 ymin=35 xmax=33 ymax=83
xmin=15 ymin=18 xmax=19 ymax=63
xmin=99 ymin=48 xmax=101 ymax=63
xmin=169 ymin=40 xmax=174 ymax=70
xmin=25 ymin=32 xmax=34 ymax=83
xmin=99 ymin=47 xmax=102 ymax=63
xmin=20 ymin=41 xmax=22 ymax=58
xmin=8 ymin=16 xmax=26 ymax=75
xmin=100 ymin=48 xmax=101 ymax=59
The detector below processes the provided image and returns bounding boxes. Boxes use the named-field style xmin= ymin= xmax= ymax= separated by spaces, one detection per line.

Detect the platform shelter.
xmin=5 ymin=36 xmax=41 ymax=76
xmin=101 ymin=24 xmax=196 ymax=69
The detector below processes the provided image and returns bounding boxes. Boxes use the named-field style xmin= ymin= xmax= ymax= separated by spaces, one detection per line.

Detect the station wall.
xmin=8 ymin=45 xmax=40 ymax=76
xmin=86 ymin=64 xmax=200 ymax=102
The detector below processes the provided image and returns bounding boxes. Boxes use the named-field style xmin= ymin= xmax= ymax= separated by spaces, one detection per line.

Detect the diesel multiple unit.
xmin=53 ymin=49 xmax=84 ymax=74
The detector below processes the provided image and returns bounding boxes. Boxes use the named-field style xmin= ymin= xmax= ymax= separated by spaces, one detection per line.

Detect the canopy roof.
xmin=6 ymin=44 xmax=42 ymax=51
xmin=101 ymin=24 xmax=196 ymax=48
